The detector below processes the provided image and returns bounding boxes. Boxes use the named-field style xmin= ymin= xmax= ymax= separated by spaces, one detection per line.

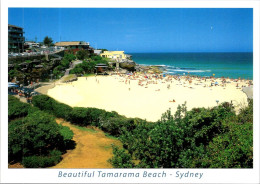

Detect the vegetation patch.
xmin=31 ymin=94 xmax=253 ymax=168
xmin=8 ymin=96 xmax=74 ymax=168
xmin=71 ymin=125 xmax=97 ymax=133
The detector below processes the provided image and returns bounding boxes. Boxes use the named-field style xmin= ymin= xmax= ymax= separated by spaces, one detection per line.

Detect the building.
xmin=25 ymin=41 xmax=40 ymax=49
xmin=100 ymin=51 xmax=131 ymax=60
xmin=95 ymin=63 xmax=108 ymax=74
xmin=94 ymin=49 xmax=102 ymax=55
xmin=54 ymin=41 xmax=93 ymax=54
xmin=8 ymin=24 xmax=25 ymax=53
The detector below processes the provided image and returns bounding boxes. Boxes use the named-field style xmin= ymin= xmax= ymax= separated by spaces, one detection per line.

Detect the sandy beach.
xmin=48 ymin=74 xmax=252 ymax=122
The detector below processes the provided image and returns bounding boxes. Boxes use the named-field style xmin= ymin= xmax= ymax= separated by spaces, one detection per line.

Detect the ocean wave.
xmin=140 ymin=63 xmax=211 ymax=73
xmin=153 ymin=65 xmax=167 ymax=67
xmin=166 ymin=69 xmax=211 ymax=73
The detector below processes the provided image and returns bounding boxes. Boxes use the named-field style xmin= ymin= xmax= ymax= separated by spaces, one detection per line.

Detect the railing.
xmin=8 ymin=48 xmax=64 ymax=58
xmin=9 ymin=34 xmax=24 ymax=38
xmin=9 ymin=39 xmax=25 ymax=43
xmin=8 ymin=29 xmax=24 ymax=33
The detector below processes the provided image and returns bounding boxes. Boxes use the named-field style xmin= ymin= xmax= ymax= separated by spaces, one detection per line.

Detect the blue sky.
xmin=8 ymin=8 xmax=253 ymax=53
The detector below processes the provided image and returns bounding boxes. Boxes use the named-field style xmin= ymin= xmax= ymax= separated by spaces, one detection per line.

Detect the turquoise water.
xmin=130 ymin=52 xmax=253 ymax=80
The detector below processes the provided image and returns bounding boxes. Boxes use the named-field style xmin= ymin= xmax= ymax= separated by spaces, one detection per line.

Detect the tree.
xmin=64 ymin=53 xmax=76 ymax=62
xmin=43 ymin=36 xmax=53 ymax=47
xmin=76 ymin=49 xmax=89 ymax=60
xmin=97 ymin=48 xmax=108 ymax=52
xmin=110 ymin=102 xmax=251 ymax=168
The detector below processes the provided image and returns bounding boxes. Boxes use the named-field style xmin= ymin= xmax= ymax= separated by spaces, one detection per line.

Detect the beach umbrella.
xmin=216 ymin=100 xmax=219 ymax=104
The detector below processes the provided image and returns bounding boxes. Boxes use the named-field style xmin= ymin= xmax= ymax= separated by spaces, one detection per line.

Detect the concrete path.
xmin=65 ymin=60 xmax=83 ymax=76
xmin=242 ymin=86 xmax=253 ymax=99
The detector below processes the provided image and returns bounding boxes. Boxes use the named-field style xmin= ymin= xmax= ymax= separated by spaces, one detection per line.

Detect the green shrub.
xmin=237 ymin=99 xmax=253 ymax=124
xmin=32 ymin=95 xmax=53 ymax=113
xmin=59 ymin=125 xmax=74 ymax=141
xmin=52 ymin=101 xmax=73 ymax=120
xmin=76 ymin=50 xmax=89 ymax=60
xmin=108 ymin=145 xmax=135 ymax=168
xmin=27 ymin=106 xmax=41 ymax=114
xmin=22 ymin=150 xmax=62 ymax=168
xmin=8 ymin=111 xmax=64 ymax=162
xmin=111 ymin=101 xmax=251 ymax=168
xmin=100 ymin=116 xmax=128 ymax=136
xmin=202 ymin=100 xmax=253 ymax=168
xmin=69 ymin=107 xmax=90 ymax=126
xmin=204 ymin=119 xmax=253 ymax=168
xmin=32 ymin=94 xmax=72 ymax=120
xmin=8 ymin=95 xmax=19 ymax=102
xmin=69 ymin=107 xmax=119 ymax=128
xmin=8 ymin=96 xmax=31 ymax=120
xmin=64 ymin=53 xmax=76 ymax=62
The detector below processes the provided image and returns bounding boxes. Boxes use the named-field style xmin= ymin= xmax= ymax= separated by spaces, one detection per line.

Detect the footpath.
xmin=52 ymin=119 xmax=121 ymax=168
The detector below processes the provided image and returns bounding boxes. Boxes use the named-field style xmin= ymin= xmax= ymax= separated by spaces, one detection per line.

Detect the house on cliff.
xmin=100 ymin=51 xmax=131 ymax=61
xmin=54 ymin=41 xmax=94 ymax=54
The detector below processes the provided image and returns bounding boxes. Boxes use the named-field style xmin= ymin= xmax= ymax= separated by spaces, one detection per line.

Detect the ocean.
xmin=130 ymin=52 xmax=253 ymax=80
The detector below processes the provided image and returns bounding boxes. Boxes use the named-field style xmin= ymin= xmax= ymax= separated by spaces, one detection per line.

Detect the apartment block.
xmin=8 ymin=24 xmax=25 ymax=53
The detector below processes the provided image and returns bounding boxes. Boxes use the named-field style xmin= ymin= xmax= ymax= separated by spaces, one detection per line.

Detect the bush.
xmin=59 ymin=125 xmax=74 ymax=140
xmin=22 ymin=150 xmax=62 ymax=168
xmin=8 ymin=111 xmax=64 ymax=162
xmin=32 ymin=95 xmax=53 ymax=113
xmin=64 ymin=54 xmax=76 ymax=62
xmin=100 ymin=116 xmax=129 ymax=136
xmin=76 ymin=50 xmax=89 ymax=60
xmin=9 ymin=95 xmax=74 ymax=167
xmin=202 ymin=100 xmax=253 ymax=168
xmin=110 ymin=102 xmax=252 ymax=168
xmin=8 ymin=95 xmax=31 ymax=120
xmin=237 ymin=99 xmax=253 ymax=124
xmin=61 ymin=59 xmax=70 ymax=68
xmin=32 ymin=94 xmax=72 ymax=120
xmin=69 ymin=107 xmax=91 ymax=126
xmin=69 ymin=107 xmax=121 ymax=129
xmin=108 ymin=145 xmax=135 ymax=168
xmin=52 ymin=101 xmax=73 ymax=120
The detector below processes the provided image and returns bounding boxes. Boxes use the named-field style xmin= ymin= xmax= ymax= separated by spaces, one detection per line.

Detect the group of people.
xmin=9 ymin=86 xmax=35 ymax=103
xmin=113 ymin=72 xmax=253 ymax=92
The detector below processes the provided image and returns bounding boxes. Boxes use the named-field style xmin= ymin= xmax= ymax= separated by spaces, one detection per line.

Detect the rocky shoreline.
xmin=113 ymin=59 xmax=165 ymax=74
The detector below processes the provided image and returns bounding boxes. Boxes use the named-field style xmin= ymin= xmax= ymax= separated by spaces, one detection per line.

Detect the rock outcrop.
xmin=119 ymin=60 xmax=136 ymax=71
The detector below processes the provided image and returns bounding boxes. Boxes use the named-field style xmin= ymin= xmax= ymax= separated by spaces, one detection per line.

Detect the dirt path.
xmin=52 ymin=119 xmax=121 ymax=168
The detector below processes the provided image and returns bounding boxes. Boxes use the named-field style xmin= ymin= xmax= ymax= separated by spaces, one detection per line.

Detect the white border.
xmin=1 ymin=0 xmax=260 ymax=183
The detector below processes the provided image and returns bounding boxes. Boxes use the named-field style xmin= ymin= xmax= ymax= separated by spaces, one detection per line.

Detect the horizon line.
xmin=127 ymin=51 xmax=253 ymax=54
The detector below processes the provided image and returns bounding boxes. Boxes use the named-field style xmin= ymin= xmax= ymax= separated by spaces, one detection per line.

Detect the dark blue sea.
xmin=130 ymin=52 xmax=253 ymax=80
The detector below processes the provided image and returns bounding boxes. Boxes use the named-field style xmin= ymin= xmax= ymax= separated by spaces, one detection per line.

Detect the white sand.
xmin=48 ymin=75 xmax=250 ymax=122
